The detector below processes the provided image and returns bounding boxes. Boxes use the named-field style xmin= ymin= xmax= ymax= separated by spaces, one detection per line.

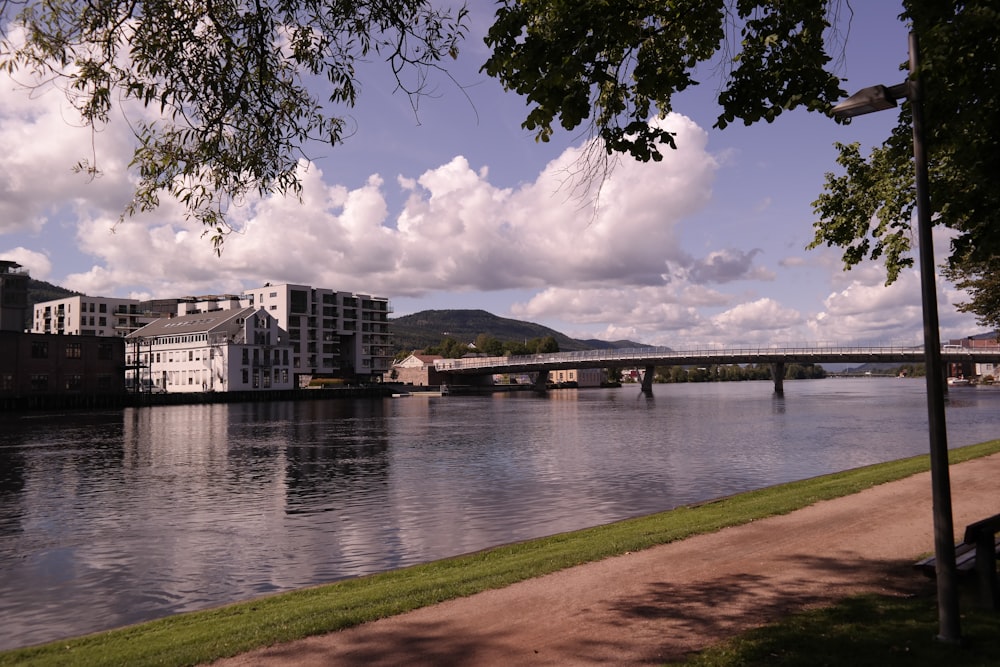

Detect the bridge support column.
xmin=640 ymin=365 xmax=655 ymax=396
xmin=532 ymin=370 xmax=549 ymax=393
xmin=770 ymin=363 xmax=785 ymax=395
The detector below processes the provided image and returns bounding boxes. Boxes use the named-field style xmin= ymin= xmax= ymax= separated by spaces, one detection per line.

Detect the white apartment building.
xmin=32 ymin=296 xmax=178 ymax=337
xmin=125 ymin=306 xmax=293 ymax=393
xmin=242 ymin=283 xmax=392 ymax=385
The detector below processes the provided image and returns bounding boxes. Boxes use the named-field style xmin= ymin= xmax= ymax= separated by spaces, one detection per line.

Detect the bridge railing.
xmin=431 ymin=343 xmax=1000 ymax=373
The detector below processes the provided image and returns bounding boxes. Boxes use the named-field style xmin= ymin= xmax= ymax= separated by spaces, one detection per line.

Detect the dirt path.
xmin=210 ymin=454 xmax=1000 ymax=666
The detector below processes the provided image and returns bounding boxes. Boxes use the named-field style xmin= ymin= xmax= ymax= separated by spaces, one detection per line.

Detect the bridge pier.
xmin=770 ymin=362 xmax=785 ymax=395
xmin=640 ymin=365 xmax=655 ymax=396
xmin=532 ymin=370 xmax=549 ymax=393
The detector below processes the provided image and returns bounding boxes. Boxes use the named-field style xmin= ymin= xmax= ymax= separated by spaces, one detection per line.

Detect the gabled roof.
xmin=392 ymin=353 xmax=444 ymax=368
xmin=127 ymin=306 xmax=257 ymax=339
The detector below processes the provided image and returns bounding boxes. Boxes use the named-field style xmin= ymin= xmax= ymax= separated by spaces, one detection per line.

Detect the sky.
xmin=0 ymin=3 xmax=984 ymax=348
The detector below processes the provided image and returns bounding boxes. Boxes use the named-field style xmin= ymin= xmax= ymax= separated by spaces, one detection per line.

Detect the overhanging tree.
xmin=484 ymin=0 xmax=1000 ymax=329
xmin=0 ymin=0 xmax=467 ymax=250
xmin=810 ymin=2 xmax=1000 ymax=331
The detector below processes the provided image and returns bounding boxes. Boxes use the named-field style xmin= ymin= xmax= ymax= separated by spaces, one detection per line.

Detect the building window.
xmin=65 ymin=342 xmax=82 ymax=358
xmin=99 ymin=303 xmax=107 ymax=313
xmin=30 ymin=374 xmax=48 ymax=391
xmin=1 ymin=374 xmax=14 ymax=391
xmin=65 ymin=375 xmax=83 ymax=391
xmin=31 ymin=341 xmax=48 ymax=358
xmin=290 ymin=289 xmax=308 ymax=314
xmin=96 ymin=375 xmax=113 ymax=391
xmin=242 ymin=369 xmax=249 ymax=384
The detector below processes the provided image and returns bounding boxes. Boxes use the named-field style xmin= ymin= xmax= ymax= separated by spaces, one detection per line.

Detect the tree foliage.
xmin=0 ymin=0 xmax=467 ymax=249
xmin=485 ymin=0 xmax=1000 ymax=329
xmin=654 ymin=363 xmax=826 ymax=383
xmin=423 ymin=333 xmax=559 ymax=358
xmin=810 ymin=1 xmax=1000 ymax=329
xmin=483 ymin=0 xmax=843 ymax=162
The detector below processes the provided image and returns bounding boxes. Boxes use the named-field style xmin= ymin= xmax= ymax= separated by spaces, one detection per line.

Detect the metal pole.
xmin=908 ymin=30 xmax=961 ymax=642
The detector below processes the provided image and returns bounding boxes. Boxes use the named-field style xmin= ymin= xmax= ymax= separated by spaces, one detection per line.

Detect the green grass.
xmin=670 ymin=587 xmax=1000 ymax=667
xmin=3 ymin=440 xmax=1000 ymax=667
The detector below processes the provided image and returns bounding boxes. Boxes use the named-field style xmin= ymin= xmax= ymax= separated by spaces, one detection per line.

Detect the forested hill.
xmin=390 ymin=309 xmax=647 ymax=354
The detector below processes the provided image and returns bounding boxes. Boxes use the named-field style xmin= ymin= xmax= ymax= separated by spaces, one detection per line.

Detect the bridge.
xmin=433 ymin=345 xmax=1000 ymax=395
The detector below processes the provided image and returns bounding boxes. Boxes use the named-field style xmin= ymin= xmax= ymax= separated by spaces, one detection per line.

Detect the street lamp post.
xmin=831 ymin=31 xmax=960 ymax=642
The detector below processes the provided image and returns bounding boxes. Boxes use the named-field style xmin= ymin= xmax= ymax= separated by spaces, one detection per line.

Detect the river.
xmin=1 ymin=378 xmax=998 ymax=650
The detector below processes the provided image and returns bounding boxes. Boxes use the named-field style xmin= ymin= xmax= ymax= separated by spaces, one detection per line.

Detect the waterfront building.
xmin=125 ymin=307 xmax=294 ymax=393
xmin=1 ymin=261 xmax=126 ymax=404
xmin=31 ymin=295 xmax=179 ymax=337
xmin=391 ymin=353 xmax=445 ymax=386
xmin=946 ymin=333 xmax=1000 ymax=380
xmin=549 ymin=368 xmax=605 ymax=388
xmin=0 ymin=330 xmax=126 ymax=398
xmin=241 ymin=284 xmax=392 ymax=386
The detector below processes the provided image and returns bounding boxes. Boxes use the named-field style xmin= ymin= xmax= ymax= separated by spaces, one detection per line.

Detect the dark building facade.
xmin=0 ymin=332 xmax=126 ymax=407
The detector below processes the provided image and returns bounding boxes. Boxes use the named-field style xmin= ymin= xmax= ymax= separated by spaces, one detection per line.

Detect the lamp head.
xmin=831 ymin=85 xmax=897 ymax=118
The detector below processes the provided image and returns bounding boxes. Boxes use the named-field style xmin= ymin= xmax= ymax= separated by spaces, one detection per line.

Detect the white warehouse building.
xmin=126 ymin=306 xmax=294 ymax=393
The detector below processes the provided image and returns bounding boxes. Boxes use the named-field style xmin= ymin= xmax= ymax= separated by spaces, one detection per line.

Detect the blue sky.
xmin=0 ymin=3 xmax=982 ymax=347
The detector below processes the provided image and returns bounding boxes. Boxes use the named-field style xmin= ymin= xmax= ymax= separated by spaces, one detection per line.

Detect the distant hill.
xmin=390 ymin=309 xmax=650 ymax=354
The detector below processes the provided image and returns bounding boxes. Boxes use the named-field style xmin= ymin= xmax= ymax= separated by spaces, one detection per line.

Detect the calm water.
xmin=1 ymin=378 xmax=999 ymax=650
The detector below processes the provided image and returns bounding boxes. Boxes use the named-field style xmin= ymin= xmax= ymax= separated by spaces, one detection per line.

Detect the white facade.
xmin=34 ymin=296 xmax=141 ymax=337
xmin=241 ymin=284 xmax=392 ymax=384
xmin=126 ymin=307 xmax=294 ymax=393
xmin=32 ymin=296 xmax=182 ymax=337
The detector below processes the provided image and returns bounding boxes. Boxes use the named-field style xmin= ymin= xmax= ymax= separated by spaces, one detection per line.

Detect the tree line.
xmin=643 ymin=363 xmax=828 ymax=384
xmin=400 ymin=333 xmax=560 ymax=360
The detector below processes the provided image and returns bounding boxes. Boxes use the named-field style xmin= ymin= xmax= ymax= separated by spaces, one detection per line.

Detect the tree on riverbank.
xmin=654 ymin=363 xmax=827 ymax=383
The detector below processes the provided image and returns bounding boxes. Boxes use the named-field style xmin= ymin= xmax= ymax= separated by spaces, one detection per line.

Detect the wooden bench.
xmin=915 ymin=513 xmax=1000 ymax=610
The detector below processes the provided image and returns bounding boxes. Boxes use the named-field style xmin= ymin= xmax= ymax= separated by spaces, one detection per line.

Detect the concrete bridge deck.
xmin=433 ymin=345 xmax=1000 ymax=375
xmin=433 ymin=345 xmax=1000 ymax=395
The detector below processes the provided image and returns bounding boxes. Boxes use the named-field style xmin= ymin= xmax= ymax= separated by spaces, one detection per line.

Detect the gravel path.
xmin=209 ymin=453 xmax=1000 ymax=666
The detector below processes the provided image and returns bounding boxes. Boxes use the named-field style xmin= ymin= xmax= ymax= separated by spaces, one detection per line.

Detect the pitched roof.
xmin=126 ymin=307 xmax=256 ymax=338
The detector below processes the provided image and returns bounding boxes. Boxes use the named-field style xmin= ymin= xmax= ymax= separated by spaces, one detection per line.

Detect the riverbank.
xmin=4 ymin=439 xmax=999 ymax=667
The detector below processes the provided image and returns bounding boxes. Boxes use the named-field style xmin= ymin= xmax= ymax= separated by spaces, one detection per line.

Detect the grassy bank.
xmin=4 ymin=440 xmax=1000 ymax=667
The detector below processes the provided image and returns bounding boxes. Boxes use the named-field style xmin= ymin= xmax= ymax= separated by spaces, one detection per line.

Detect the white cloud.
xmin=0 ymin=247 xmax=51 ymax=280
xmin=32 ymin=113 xmax=723 ymax=300
xmin=712 ymin=298 xmax=801 ymax=333
xmin=0 ymin=43 xmax=138 ymax=236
